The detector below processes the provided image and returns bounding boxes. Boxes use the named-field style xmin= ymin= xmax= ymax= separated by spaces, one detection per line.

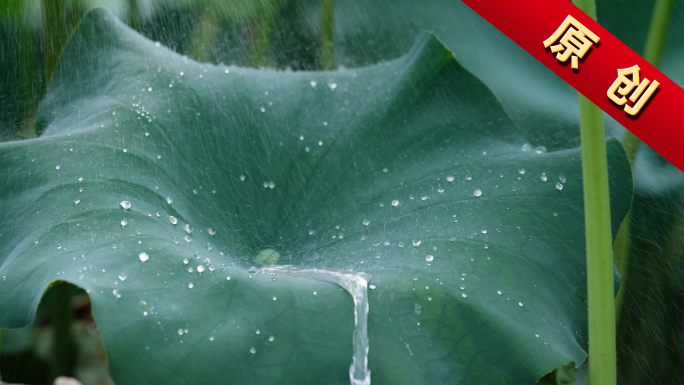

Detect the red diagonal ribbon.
xmin=462 ymin=0 xmax=684 ymax=171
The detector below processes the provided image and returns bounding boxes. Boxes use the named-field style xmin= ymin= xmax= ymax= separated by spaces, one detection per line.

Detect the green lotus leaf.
xmin=0 ymin=8 xmax=632 ymax=385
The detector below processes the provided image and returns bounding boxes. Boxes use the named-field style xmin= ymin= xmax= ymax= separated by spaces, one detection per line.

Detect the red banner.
xmin=461 ymin=0 xmax=684 ymax=171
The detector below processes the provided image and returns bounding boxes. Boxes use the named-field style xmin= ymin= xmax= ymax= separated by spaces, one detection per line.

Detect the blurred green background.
xmin=0 ymin=1 xmax=682 ymax=384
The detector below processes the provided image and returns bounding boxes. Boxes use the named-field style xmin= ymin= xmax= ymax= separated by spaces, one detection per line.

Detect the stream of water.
xmin=260 ymin=265 xmax=371 ymax=385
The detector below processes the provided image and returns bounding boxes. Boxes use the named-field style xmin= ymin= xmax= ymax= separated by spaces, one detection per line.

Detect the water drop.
xmin=268 ymin=335 xmax=275 ymax=342
xmin=425 ymin=255 xmax=434 ymax=262
xmin=120 ymin=201 xmax=131 ymax=210
xmin=462 ymin=293 xmax=467 ymax=298
xmin=188 ymin=283 xmax=194 ymax=289
xmin=256 ymin=249 xmax=280 ymax=266
xmin=74 ymin=199 xmax=80 ymax=205
xmin=535 ymin=146 xmax=547 ymax=154
xmin=183 ymin=224 xmax=193 ymax=234
xmin=166 ymin=197 xmax=173 ymax=204
xmin=481 ymin=229 xmax=487 ymax=234
xmin=121 ymin=220 xmax=127 ymax=227
xmin=157 ymin=155 xmax=162 ymax=159
xmin=391 ymin=200 xmax=400 ymax=207
xmin=413 ymin=276 xmax=418 ymax=281
xmin=369 ymin=284 xmax=377 ymax=290
xmin=112 ymin=289 xmax=121 ymax=299
xmin=197 ymin=265 xmax=205 ymax=273
xmin=412 ymin=239 xmax=421 ymax=246
xmin=268 ymin=181 xmax=276 ymax=189
xmin=184 ymin=236 xmax=191 ymax=243
xmin=250 ymin=347 xmax=257 ymax=354
xmin=78 ymin=177 xmax=83 ymax=182
xmin=308 ymin=229 xmax=316 ymax=235
xmin=437 ymin=187 xmax=445 ymax=193
xmin=226 ymin=276 xmax=231 ymax=280
xmin=318 ymin=141 xmax=323 ymax=146
xmin=541 ymin=173 xmax=548 ymax=182
xmin=473 ymin=189 xmax=482 ymax=197
xmin=139 ymin=252 xmax=149 ymax=262
xmin=273 ymin=296 xmax=277 ymax=301
xmin=136 ymin=229 xmax=142 ymax=235
xmin=183 ymin=258 xmax=189 ymax=265
xmin=518 ymin=168 xmax=526 ymax=175
xmin=172 ymin=237 xmax=180 ymax=245
xmin=518 ymin=302 xmax=524 ymax=307
xmin=208 ymin=228 xmax=216 ymax=236
xmin=169 ymin=216 xmax=178 ymax=225
xmin=556 ymin=183 xmax=563 ymax=191
xmin=465 ymin=174 xmax=472 ymax=181
xmin=497 ymin=290 xmax=502 ymax=295
xmin=398 ymin=242 xmax=404 ymax=247
xmin=56 ymin=165 xmax=60 ymax=170
xmin=310 ymin=80 xmax=317 ymax=87
xmin=118 ymin=273 xmax=127 ymax=281
xmin=210 ymin=336 xmax=215 ymax=341
xmin=446 ymin=175 xmax=454 ymax=182
xmin=363 ymin=219 xmax=370 ymax=226
xmin=256 ymin=329 xmax=261 ymax=335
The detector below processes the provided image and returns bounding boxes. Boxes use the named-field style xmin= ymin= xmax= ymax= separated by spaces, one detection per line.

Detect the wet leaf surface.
xmin=0 ymin=9 xmax=632 ymax=385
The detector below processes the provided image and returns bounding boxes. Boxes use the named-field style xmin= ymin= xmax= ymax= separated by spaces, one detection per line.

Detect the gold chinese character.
xmin=607 ymin=65 xmax=659 ymax=115
xmin=543 ymin=15 xmax=600 ymax=69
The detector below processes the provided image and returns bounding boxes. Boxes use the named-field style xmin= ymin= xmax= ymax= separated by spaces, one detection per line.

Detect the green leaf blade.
xmin=0 ymin=8 xmax=632 ymax=385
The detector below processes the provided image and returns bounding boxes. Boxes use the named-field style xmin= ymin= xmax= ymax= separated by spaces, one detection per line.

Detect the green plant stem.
xmin=127 ymin=0 xmax=143 ymax=32
xmin=43 ymin=0 xmax=68 ymax=85
xmin=51 ymin=282 xmax=77 ymax=381
xmin=320 ymin=0 xmax=334 ymax=70
xmin=573 ymin=1 xmax=616 ymax=384
xmin=614 ymin=0 xmax=674 ymax=313
xmin=579 ymin=94 xmax=617 ymax=385
xmin=16 ymin=8 xmax=39 ymax=140
xmin=249 ymin=0 xmax=279 ymax=68
xmin=188 ymin=9 xmax=221 ymax=63
xmin=643 ymin=0 xmax=674 ymax=68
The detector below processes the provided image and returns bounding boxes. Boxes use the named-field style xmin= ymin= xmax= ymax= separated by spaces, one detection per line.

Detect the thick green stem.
xmin=51 ymin=282 xmax=77 ymax=381
xmin=573 ymin=1 xmax=616 ymax=384
xmin=188 ymin=9 xmax=221 ymax=63
xmin=320 ymin=0 xmax=334 ymax=70
xmin=579 ymin=94 xmax=617 ymax=385
xmin=249 ymin=0 xmax=279 ymax=68
xmin=643 ymin=0 xmax=674 ymax=68
xmin=16 ymin=8 xmax=39 ymax=140
xmin=42 ymin=0 xmax=68 ymax=85
xmin=127 ymin=0 xmax=143 ymax=32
